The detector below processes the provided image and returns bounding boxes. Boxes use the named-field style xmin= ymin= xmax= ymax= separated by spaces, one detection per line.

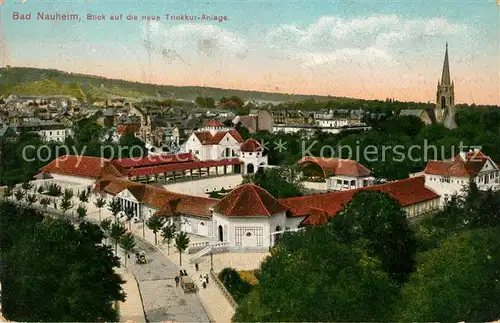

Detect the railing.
xmin=210 ymin=269 xmax=237 ymax=310
xmin=189 ymin=245 xmax=212 ymax=264
xmin=189 ymin=241 xmax=210 ymax=248
xmin=209 ymin=241 xmax=229 ymax=249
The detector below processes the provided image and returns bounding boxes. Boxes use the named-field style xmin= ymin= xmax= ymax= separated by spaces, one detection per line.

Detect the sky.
xmin=0 ymin=0 xmax=499 ymax=104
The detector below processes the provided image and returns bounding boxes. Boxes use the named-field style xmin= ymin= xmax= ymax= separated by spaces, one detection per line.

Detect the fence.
xmin=209 ymin=269 xmax=238 ymax=310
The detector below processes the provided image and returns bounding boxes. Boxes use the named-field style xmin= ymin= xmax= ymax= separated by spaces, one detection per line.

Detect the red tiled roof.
xmin=193 ymin=130 xmax=243 ymax=145
xmin=465 ymin=150 xmax=488 ymax=161
xmin=94 ymin=177 xmax=216 ymax=217
xmin=424 ymin=155 xmax=485 ymax=178
xmin=240 ymin=138 xmax=263 ymax=152
xmin=41 ymin=155 xmax=123 ymax=178
xmin=299 ymin=157 xmax=372 ymax=177
xmin=116 ymin=123 xmax=140 ymax=135
xmin=280 ymin=176 xmax=439 ymax=223
xmin=127 ymin=158 xmax=243 ymax=177
xmin=214 ymin=184 xmax=289 ymax=217
xmin=204 ymin=119 xmax=224 ymax=127
xmin=113 ymin=153 xmax=196 ymax=169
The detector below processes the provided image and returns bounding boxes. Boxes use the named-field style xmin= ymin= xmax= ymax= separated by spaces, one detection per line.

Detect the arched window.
xmin=247 ymin=164 xmax=255 ymax=174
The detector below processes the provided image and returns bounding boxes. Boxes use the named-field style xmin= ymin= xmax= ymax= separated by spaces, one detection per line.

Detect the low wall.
xmin=210 ymin=269 xmax=237 ymax=310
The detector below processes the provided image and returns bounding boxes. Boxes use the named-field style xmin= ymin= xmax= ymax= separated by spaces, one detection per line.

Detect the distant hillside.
xmin=0 ymin=67 xmax=351 ymax=103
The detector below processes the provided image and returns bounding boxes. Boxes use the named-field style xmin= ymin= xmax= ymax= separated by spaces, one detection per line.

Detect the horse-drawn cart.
xmin=180 ymin=275 xmax=196 ymax=293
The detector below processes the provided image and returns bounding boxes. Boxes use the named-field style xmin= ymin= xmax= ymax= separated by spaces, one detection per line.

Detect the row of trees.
xmin=233 ymin=185 xmax=500 ymax=322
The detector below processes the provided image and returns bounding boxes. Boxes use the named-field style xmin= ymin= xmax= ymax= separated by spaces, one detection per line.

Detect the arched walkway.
xmin=247 ymin=164 xmax=255 ymax=174
xmin=218 ymin=225 xmax=224 ymax=242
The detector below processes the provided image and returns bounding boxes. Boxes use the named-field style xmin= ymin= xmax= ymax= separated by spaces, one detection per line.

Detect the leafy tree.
xmin=76 ymin=204 xmax=87 ymax=221
xmin=218 ymin=268 xmax=252 ymax=303
xmin=40 ymin=197 xmax=51 ymax=209
xmin=234 ymin=225 xmax=398 ymax=322
xmin=242 ymin=167 xmax=303 ymax=198
xmin=146 ymin=215 xmax=165 ymax=245
xmin=63 ymin=188 xmax=74 ymax=200
xmin=108 ymin=198 xmax=122 ymax=222
xmin=21 ymin=181 xmax=33 ymax=195
xmin=46 ymin=183 xmax=62 ymax=197
xmin=37 ymin=186 xmax=44 ymax=194
xmin=59 ymin=196 xmax=73 ymax=215
xmin=78 ymin=190 xmax=89 ymax=203
xmin=94 ymin=197 xmax=106 ymax=221
xmin=119 ymin=133 xmax=146 ymax=158
xmin=174 ymin=231 xmax=190 ymax=266
xmin=161 ymin=223 xmax=176 ymax=255
xmin=109 ymin=222 xmax=126 ymax=256
xmin=396 ymin=228 xmax=500 ymax=322
xmin=119 ymin=232 xmax=136 ymax=267
xmin=26 ymin=194 xmax=37 ymax=206
xmin=331 ymin=191 xmax=417 ymax=282
xmin=14 ymin=190 xmax=24 ymax=202
xmin=0 ymin=203 xmax=125 ymax=321
xmin=123 ymin=205 xmax=135 ymax=231
xmin=3 ymin=186 xmax=13 ymax=200
xmin=100 ymin=218 xmax=112 ymax=245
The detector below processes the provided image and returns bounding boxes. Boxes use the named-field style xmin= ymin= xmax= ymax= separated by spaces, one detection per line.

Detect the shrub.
xmin=218 ymin=267 xmax=252 ymax=303
xmin=45 ymin=183 xmax=62 ymax=197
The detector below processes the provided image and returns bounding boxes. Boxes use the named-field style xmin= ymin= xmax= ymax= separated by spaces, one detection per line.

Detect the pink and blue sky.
xmin=1 ymin=0 xmax=498 ymax=104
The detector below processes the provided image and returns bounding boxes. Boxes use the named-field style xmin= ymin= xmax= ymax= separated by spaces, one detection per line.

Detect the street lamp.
xmin=210 ymin=251 xmax=213 ymax=271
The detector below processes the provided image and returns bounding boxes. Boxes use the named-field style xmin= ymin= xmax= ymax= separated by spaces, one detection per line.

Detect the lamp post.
xmin=210 ymin=252 xmax=213 ymax=271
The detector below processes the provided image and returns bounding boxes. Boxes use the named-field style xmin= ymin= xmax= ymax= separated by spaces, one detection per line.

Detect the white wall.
xmin=424 ymin=174 xmax=469 ymax=207
xmin=162 ymin=174 xmax=243 ymax=197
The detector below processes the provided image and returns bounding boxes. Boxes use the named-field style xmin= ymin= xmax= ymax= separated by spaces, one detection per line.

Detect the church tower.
xmin=435 ymin=43 xmax=457 ymax=129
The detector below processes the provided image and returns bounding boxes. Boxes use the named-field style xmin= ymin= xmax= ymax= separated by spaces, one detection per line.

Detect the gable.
xmin=116 ymin=188 xmax=140 ymax=202
xmin=218 ymin=132 xmax=239 ymax=145
xmin=480 ymin=158 xmax=498 ymax=173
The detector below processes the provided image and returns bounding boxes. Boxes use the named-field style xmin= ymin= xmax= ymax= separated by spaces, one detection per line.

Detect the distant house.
xmin=0 ymin=125 xmax=19 ymax=143
xmin=399 ymin=109 xmax=434 ymax=125
xmin=16 ymin=120 xmax=71 ymax=143
xmin=233 ymin=110 xmax=273 ymax=133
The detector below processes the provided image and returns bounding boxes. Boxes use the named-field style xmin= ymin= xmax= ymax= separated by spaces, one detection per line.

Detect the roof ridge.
xmin=250 ymin=184 xmax=272 ymax=217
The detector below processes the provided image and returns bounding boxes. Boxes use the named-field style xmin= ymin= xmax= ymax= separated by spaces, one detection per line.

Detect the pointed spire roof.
xmin=441 ymin=42 xmax=451 ymax=85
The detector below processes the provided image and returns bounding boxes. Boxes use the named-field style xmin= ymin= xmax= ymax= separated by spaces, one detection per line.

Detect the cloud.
xmin=141 ymin=22 xmax=249 ymax=63
xmin=265 ymin=15 xmax=466 ymax=67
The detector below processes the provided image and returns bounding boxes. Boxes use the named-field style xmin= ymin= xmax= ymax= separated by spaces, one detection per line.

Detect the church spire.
xmin=441 ymin=42 xmax=451 ymax=85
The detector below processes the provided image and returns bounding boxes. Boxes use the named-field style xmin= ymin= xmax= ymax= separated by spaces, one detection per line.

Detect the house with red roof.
xmin=182 ymin=120 xmax=268 ymax=175
xmin=423 ymin=149 xmax=500 ymax=206
xmin=298 ymin=156 xmax=375 ymax=191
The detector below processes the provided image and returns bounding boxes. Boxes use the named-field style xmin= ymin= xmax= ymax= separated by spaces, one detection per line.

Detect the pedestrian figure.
xmin=175 ymin=276 xmax=180 ymax=287
xmin=205 ymin=274 xmax=209 ymax=284
xmin=195 ymin=262 xmax=199 ymax=271
xmin=183 ymin=269 xmax=187 ymax=276
xmin=180 ymin=270 xmax=184 ymax=277
xmin=202 ymin=281 xmax=207 ymax=289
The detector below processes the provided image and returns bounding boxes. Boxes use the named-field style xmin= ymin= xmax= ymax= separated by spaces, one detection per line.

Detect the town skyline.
xmin=1 ymin=0 xmax=499 ymax=105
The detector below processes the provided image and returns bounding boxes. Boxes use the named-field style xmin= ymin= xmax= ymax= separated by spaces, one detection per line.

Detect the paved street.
xmin=126 ymin=238 xmax=209 ymax=323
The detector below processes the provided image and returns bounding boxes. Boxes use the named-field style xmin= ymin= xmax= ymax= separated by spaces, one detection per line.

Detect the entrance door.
xmin=218 ymin=225 xmax=224 ymax=242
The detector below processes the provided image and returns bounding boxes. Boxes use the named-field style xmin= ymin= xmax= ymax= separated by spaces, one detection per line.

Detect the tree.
xmin=119 ymin=232 xmax=136 ymax=267
xmin=94 ymin=197 xmax=106 ymax=221
xmin=100 ymin=218 xmax=112 ymax=245
xmin=26 ymin=194 xmax=37 ymax=206
xmin=396 ymin=228 xmax=500 ymax=322
xmin=21 ymin=181 xmax=33 ymax=195
xmin=123 ymin=205 xmax=135 ymax=231
xmin=59 ymin=196 xmax=73 ymax=215
xmin=108 ymin=198 xmax=121 ymax=222
xmin=40 ymin=197 xmax=51 ymax=210
xmin=76 ymin=204 xmax=87 ymax=221
xmin=3 ymin=186 xmax=13 ymax=200
xmin=119 ymin=133 xmax=146 ymax=158
xmin=14 ymin=190 xmax=24 ymax=202
xmin=218 ymin=268 xmax=252 ymax=303
xmin=109 ymin=222 xmax=126 ymax=256
xmin=234 ymin=225 xmax=398 ymax=322
xmin=174 ymin=231 xmax=190 ymax=266
xmin=161 ymin=223 xmax=176 ymax=255
xmin=0 ymin=203 xmax=125 ymax=321
xmin=78 ymin=190 xmax=89 ymax=203
xmin=63 ymin=188 xmax=74 ymax=200
xmin=330 ymin=191 xmax=417 ymax=283
xmin=146 ymin=215 xmax=165 ymax=245
xmin=242 ymin=167 xmax=303 ymax=198
xmin=37 ymin=186 xmax=44 ymax=194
